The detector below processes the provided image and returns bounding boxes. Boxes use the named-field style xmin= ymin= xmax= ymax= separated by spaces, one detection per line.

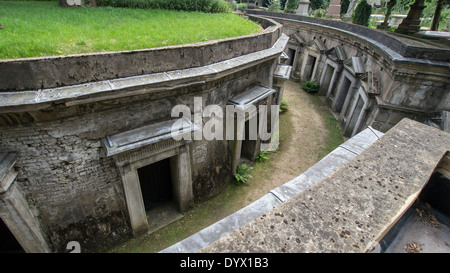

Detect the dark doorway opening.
xmin=241 ymin=117 xmax=258 ymax=162
xmin=138 ymin=157 xmax=173 ymax=212
xmin=287 ymin=48 xmax=296 ymax=66
xmin=335 ymin=77 xmax=352 ymax=113
xmin=0 ymin=218 xmax=24 ymax=253
xmin=305 ymin=55 xmax=317 ymax=81
xmin=319 ymin=64 xmax=335 ymax=96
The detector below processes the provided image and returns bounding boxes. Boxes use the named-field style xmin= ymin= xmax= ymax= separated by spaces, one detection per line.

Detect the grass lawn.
xmin=0 ymin=1 xmax=262 ymax=59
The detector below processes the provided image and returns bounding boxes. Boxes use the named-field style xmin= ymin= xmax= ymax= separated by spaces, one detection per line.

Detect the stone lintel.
xmin=102 ymin=118 xmax=198 ymax=157
xmin=227 ymin=85 xmax=275 ymax=110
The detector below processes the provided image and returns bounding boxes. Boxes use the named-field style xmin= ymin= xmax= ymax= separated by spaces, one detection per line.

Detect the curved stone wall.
xmin=0 ymin=17 xmax=281 ymax=92
xmin=0 ymin=16 xmax=288 ymax=252
xmin=249 ymin=10 xmax=450 ymax=136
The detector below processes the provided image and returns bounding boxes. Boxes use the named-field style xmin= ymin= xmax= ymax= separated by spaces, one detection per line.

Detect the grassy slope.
xmin=0 ymin=1 xmax=261 ymax=59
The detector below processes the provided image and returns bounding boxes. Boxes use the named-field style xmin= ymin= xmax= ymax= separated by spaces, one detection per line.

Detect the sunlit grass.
xmin=0 ymin=1 xmax=262 ymax=59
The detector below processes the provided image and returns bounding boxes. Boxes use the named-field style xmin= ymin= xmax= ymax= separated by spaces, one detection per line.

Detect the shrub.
xmin=309 ymin=0 xmax=329 ymax=10
xmin=255 ymin=151 xmax=270 ymax=162
xmin=352 ymin=0 xmax=372 ymax=26
xmin=279 ymin=99 xmax=289 ymax=113
xmin=313 ymin=8 xmax=327 ymax=18
xmin=233 ymin=164 xmax=253 ymax=185
xmin=230 ymin=0 xmax=237 ymax=10
xmin=96 ymin=0 xmax=232 ymax=13
xmin=268 ymin=0 xmax=282 ymax=12
xmin=302 ymin=80 xmax=320 ymax=93
xmin=284 ymin=0 xmax=299 ymax=13
xmin=236 ymin=3 xmax=248 ymax=11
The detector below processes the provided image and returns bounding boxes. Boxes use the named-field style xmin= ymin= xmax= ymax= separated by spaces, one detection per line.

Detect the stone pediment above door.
xmin=227 ymin=85 xmax=275 ymax=111
xmin=102 ymin=117 xmax=199 ymax=164
xmin=326 ymin=46 xmax=347 ymax=63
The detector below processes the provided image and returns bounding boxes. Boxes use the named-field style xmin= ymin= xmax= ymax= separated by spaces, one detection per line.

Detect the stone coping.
xmin=227 ymin=85 xmax=275 ymax=109
xmin=0 ymin=16 xmax=282 ymax=92
xmin=196 ymin=119 xmax=450 ymax=253
xmin=102 ymin=117 xmax=198 ymax=157
xmin=247 ymin=10 xmax=450 ymax=64
xmin=0 ymin=34 xmax=290 ymax=113
xmin=160 ymin=126 xmax=384 ymax=253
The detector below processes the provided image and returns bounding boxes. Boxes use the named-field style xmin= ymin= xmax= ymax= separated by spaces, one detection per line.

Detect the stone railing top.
xmin=197 ymin=118 xmax=450 ymax=253
xmin=0 ymin=33 xmax=290 ymax=112
xmin=247 ymin=10 xmax=450 ymax=63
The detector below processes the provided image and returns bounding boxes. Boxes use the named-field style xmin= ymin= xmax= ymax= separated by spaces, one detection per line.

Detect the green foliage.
xmin=233 ymin=164 xmax=253 ymax=185
xmin=279 ymin=99 xmax=289 ymax=113
xmin=340 ymin=0 xmax=350 ymax=15
xmin=236 ymin=3 xmax=248 ymax=11
xmin=302 ymin=80 xmax=320 ymax=93
xmin=313 ymin=8 xmax=327 ymax=18
xmin=255 ymin=151 xmax=270 ymax=162
xmin=230 ymin=0 xmax=237 ymax=10
xmin=392 ymin=0 xmax=414 ymax=14
xmin=352 ymin=0 xmax=372 ymax=26
xmin=309 ymin=0 xmax=329 ymax=10
xmin=96 ymin=0 xmax=232 ymax=13
xmin=284 ymin=0 xmax=299 ymax=13
xmin=268 ymin=0 xmax=282 ymax=12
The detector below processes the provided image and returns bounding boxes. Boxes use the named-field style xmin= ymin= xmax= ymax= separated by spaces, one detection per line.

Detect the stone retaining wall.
xmin=0 ymin=16 xmax=287 ymax=252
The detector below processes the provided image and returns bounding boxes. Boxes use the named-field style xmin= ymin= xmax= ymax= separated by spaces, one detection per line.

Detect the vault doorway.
xmin=137 ymin=157 xmax=174 ymax=212
xmin=0 ymin=217 xmax=24 ymax=253
xmin=137 ymin=156 xmax=182 ymax=234
xmin=240 ymin=117 xmax=258 ymax=163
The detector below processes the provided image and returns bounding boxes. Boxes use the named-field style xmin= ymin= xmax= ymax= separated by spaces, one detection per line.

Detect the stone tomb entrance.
xmin=103 ymin=118 xmax=197 ymax=236
xmin=227 ymin=85 xmax=275 ymax=171
xmin=0 ymin=152 xmax=50 ymax=253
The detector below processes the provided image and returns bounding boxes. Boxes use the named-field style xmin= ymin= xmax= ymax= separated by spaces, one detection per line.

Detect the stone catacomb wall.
xmin=0 ymin=16 xmax=290 ymax=252
xmin=248 ymin=10 xmax=450 ymax=137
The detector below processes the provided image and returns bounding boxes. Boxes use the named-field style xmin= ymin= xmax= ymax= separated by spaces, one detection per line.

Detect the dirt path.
xmin=242 ymin=80 xmax=330 ymax=204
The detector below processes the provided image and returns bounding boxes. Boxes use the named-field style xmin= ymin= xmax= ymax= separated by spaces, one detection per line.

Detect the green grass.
xmin=309 ymin=95 xmax=344 ymax=160
xmin=0 ymin=1 xmax=262 ymax=59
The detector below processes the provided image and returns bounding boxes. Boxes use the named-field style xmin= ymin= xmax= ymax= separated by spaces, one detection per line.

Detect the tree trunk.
xmin=431 ymin=0 xmax=445 ymax=31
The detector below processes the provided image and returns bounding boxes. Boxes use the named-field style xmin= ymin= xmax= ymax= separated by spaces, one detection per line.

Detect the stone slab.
xmin=273 ymin=64 xmax=292 ymax=80
xmin=199 ymin=119 xmax=450 ymax=253
xmin=227 ymin=85 xmax=275 ymax=108
xmin=102 ymin=117 xmax=198 ymax=157
xmin=161 ymin=127 xmax=383 ymax=253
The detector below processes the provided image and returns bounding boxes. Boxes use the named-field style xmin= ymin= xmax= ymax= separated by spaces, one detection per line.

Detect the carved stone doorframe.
xmin=0 ymin=152 xmax=51 ymax=253
xmin=103 ymin=119 xmax=196 ymax=236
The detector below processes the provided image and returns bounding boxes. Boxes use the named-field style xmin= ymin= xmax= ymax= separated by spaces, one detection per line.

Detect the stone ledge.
xmin=161 ymin=126 xmax=383 ymax=253
xmin=247 ymin=10 xmax=450 ymax=63
xmin=0 ymin=34 xmax=290 ymax=113
xmin=197 ymin=118 xmax=450 ymax=253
